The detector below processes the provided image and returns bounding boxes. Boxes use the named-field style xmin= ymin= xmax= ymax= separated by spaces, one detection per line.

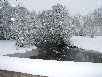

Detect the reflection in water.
xmin=4 ymin=45 xmax=102 ymax=63
xmin=30 ymin=46 xmax=102 ymax=63
xmin=4 ymin=48 xmax=40 ymax=58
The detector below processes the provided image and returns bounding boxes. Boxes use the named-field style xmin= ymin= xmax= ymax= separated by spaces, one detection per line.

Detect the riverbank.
xmin=0 ymin=70 xmax=47 ymax=77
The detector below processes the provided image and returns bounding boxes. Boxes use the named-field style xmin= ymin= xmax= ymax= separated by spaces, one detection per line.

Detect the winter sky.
xmin=8 ymin=0 xmax=102 ymax=15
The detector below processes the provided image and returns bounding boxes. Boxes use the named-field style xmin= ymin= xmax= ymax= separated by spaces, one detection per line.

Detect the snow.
xmin=0 ymin=56 xmax=102 ymax=77
xmin=0 ymin=36 xmax=101 ymax=56
xmin=0 ymin=40 xmax=37 ymax=56
xmin=8 ymin=0 xmax=102 ymax=15
xmin=97 ymin=2 xmax=101 ymax=4
xmin=0 ymin=36 xmax=102 ymax=77
xmin=11 ymin=4 xmax=16 ymax=7
xmin=0 ymin=7 xmax=2 ymax=9
xmin=71 ymin=36 xmax=102 ymax=53
xmin=11 ymin=18 xmax=15 ymax=21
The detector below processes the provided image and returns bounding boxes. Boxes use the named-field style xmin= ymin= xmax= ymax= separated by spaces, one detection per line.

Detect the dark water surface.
xmin=4 ymin=46 xmax=102 ymax=63
xmin=4 ymin=48 xmax=40 ymax=58
xmin=29 ymin=46 xmax=102 ymax=63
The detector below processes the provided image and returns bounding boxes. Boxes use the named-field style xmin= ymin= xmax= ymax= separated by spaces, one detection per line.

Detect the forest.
xmin=0 ymin=1 xmax=102 ymax=48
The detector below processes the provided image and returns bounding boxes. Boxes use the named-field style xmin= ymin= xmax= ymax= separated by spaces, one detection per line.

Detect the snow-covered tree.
xmin=14 ymin=6 xmax=31 ymax=47
xmin=70 ymin=14 xmax=82 ymax=36
xmin=1 ymin=1 xmax=12 ymax=39
xmin=26 ymin=11 xmax=38 ymax=46
xmin=34 ymin=4 xmax=71 ymax=49
xmin=91 ymin=8 xmax=102 ymax=36
xmin=82 ymin=7 xmax=102 ymax=37
xmin=0 ymin=1 xmax=38 ymax=47
xmin=0 ymin=1 xmax=3 ymax=39
xmin=82 ymin=11 xmax=93 ymax=37
xmin=52 ymin=4 xmax=71 ymax=45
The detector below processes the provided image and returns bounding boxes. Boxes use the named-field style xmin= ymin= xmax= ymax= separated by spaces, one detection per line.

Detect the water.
xmin=4 ymin=46 xmax=102 ymax=63
xmin=29 ymin=46 xmax=102 ymax=63
xmin=4 ymin=48 xmax=40 ymax=58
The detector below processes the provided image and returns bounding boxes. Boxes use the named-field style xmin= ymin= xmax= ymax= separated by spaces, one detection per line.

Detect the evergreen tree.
xmin=34 ymin=4 xmax=71 ymax=49
xmin=91 ymin=8 xmax=102 ymax=36
xmin=70 ymin=14 xmax=82 ymax=36
xmin=14 ymin=6 xmax=31 ymax=47
xmin=0 ymin=1 xmax=4 ymax=39
xmin=1 ymin=1 xmax=13 ymax=39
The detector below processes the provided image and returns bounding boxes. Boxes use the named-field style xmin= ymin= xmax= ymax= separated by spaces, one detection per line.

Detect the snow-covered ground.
xmin=0 ymin=40 xmax=37 ymax=56
xmin=0 ymin=56 xmax=102 ymax=77
xmin=71 ymin=36 xmax=102 ymax=53
xmin=0 ymin=36 xmax=102 ymax=77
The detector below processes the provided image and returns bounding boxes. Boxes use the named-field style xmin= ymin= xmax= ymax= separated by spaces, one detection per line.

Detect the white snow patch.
xmin=0 ymin=56 xmax=102 ymax=77
xmin=11 ymin=4 xmax=16 ymax=7
xmin=11 ymin=18 xmax=15 ymax=21
xmin=0 ymin=7 xmax=2 ymax=9
xmin=0 ymin=40 xmax=37 ymax=56
xmin=97 ymin=2 xmax=101 ymax=4
xmin=71 ymin=36 xmax=102 ymax=53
